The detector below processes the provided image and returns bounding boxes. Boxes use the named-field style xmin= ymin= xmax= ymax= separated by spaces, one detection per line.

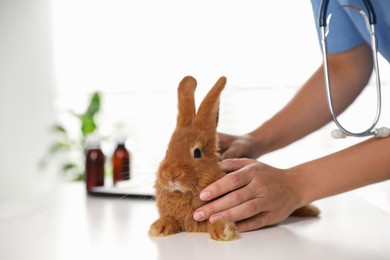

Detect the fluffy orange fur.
xmin=149 ymin=76 xmax=239 ymax=241
xmin=148 ymin=76 xmax=319 ymax=241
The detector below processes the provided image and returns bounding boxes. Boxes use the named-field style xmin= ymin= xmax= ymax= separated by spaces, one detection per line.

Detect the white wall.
xmin=51 ymin=0 xmax=322 ymax=95
xmin=0 ymin=0 xmax=57 ymax=203
xmin=1 ymin=0 xmax=389 ymax=203
xmin=49 ymin=0 xmax=326 ymax=183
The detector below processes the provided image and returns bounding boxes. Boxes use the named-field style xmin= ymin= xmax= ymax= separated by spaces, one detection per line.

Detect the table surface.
xmin=1 ymin=180 xmax=389 ymax=260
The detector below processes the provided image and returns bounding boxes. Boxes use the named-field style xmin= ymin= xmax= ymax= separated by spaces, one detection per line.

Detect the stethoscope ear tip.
xmin=375 ymin=127 xmax=390 ymax=138
xmin=331 ymin=129 xmax=347 ymax=139
xmin=331 ymin=127 xmax=390 ymax=138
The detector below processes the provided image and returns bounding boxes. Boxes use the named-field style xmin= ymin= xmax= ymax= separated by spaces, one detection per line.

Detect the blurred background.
xmin=1 ymin=0 xmax=389 ymax=203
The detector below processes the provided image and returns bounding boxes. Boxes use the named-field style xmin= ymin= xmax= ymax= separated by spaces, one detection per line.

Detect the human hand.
xmin=193 ymin=158 xmax=302 ymax=232
xmin=218 ymin=133 xmax=261 ymax=160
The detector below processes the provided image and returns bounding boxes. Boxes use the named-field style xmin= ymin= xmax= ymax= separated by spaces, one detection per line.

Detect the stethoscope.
xmin=319 ymin=0 xmax=390 ymax=138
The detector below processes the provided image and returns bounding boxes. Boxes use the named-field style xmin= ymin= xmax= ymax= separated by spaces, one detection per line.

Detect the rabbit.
xmin=148 ymin=76 xmax=319 ymax=241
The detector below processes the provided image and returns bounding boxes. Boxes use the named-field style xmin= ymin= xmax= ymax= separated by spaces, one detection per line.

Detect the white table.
xmin=1 ymin=180 xmax=389 ymax=260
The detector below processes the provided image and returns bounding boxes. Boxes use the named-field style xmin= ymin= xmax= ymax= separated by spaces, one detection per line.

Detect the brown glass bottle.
xmin=85 ymin=136 xmax=105 ymax=191
xmin=112 ymin=137 xmax=130 ymax=185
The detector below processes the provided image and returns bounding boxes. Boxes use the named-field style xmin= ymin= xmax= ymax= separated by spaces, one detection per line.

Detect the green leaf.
xmin=52 ymin=124 xmax=67 ymax=133
xmin=62 ymin=163 xmax=78 ymax=171
xmin=69 ymin=110 xmax=83 ymax=120
xmin=73 ymin=173 xmax=84 ymax=181
xmin=86 ymin=92 xmax=100 ymax=116
xmin=50 ymin=141 xmax=71 ymax=152
xmin=81 ymin=115 xmax=96 ymax=136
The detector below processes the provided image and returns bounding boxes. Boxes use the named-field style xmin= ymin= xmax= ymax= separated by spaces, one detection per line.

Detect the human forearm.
xmin=250 ymin=43 xmax=373 ymax=156
xmin=290 ymin=136 xmax=390 ymax=206
xmin=219 ymin=44 xmax=373 ymax=160
xmin=250 ymin=66 xmax=332 ymax=155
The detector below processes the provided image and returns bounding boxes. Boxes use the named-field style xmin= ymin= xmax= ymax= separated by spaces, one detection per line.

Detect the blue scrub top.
xmin=311 ymin=0 xmax=390 ymax=62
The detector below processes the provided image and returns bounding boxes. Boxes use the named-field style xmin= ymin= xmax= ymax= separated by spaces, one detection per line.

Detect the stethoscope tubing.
xmin=319 ymin=0 xmax=377 ymax=27
xmin=318 ymin=0 xmax=387 ymax=138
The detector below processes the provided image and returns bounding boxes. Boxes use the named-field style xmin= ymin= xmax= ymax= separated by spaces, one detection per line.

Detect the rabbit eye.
xmin=193 ymin=148 xmax=202 ymax=159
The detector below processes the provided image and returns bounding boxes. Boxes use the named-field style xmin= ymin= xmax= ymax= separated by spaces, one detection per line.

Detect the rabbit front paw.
xmin=148 ymin=216 xmax=182 ymax=237
xmin=208 ymin=220 xmax=240 ymax=241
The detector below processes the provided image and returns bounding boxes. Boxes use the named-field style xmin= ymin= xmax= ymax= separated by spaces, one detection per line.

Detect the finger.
xmin=236 ymin=211 xmax=273 ymax=232
xmin=199 ymin=167 xmax=251 ymax=202
xmin=221 ymin=158 xmax=256 ymax=173
xmin=209 ymin=198 xmax=264 ymax=224
xmin=222 ymin=139 xmax=250 ymax=160
xmin=221 ymin=146 xmax=240 ymax=160
xmin=221 ymin=137 xmax=252 ymax=159
xmin=217 ymin=133 xmax=235 ymax=153
xmin=195 ymin=185 xmax=257 ymax=221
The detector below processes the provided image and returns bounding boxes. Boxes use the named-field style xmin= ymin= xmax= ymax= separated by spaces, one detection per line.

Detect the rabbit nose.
xmin=164 ymin=172 xmax=182 ymax=182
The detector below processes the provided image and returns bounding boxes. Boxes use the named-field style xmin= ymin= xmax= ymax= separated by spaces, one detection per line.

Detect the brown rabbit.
xmin=148 ymin=76 xmax=319 ymax=241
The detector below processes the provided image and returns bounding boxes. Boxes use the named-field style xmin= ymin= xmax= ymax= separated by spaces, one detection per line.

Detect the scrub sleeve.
xmin=310 ymin=0 xmax=390 ymax=62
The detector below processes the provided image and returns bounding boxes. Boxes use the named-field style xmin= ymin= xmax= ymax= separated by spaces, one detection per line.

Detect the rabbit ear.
xmin=194 ymin=76 xmax=226 ymax=132
xmin=176 ymin=76 xmax=197 ymax=128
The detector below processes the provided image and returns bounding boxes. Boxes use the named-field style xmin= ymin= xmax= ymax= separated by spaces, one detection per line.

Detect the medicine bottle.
xmin=85 ymin=135 xmax=105 ymax=191
xmin=112 ymin=136 xmax=130 ymax=185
